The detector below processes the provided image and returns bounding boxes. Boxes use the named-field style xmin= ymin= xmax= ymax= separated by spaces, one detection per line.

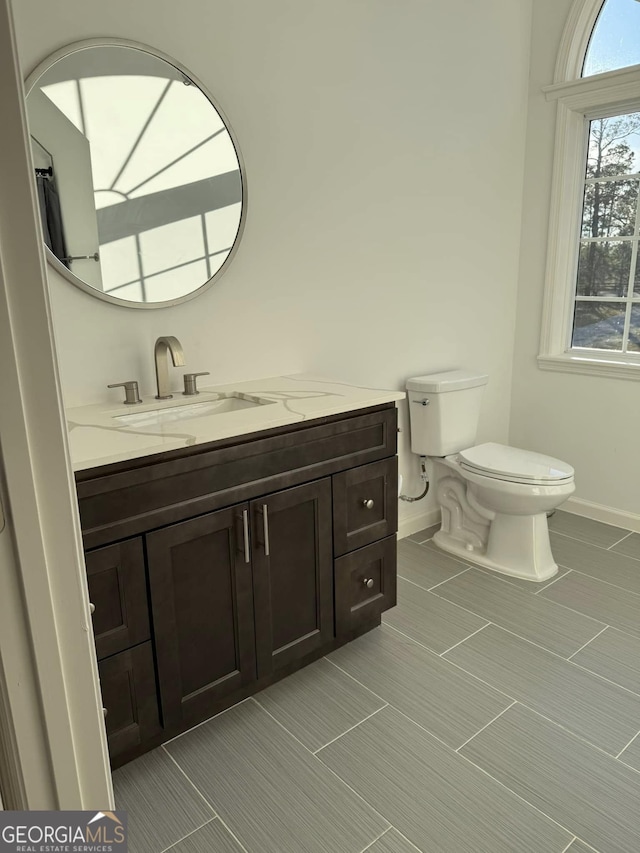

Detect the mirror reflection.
xmin=26 ymin=43 xmax=245 ymax=307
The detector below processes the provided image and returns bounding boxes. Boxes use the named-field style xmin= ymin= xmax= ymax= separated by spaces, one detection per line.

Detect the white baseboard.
xmin=397 ymin=507 xmax=441 ymax=540
xmin=561 ymin=496 xmax=640 ymax=534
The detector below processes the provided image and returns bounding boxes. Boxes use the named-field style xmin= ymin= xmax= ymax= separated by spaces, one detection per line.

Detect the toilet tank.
xmin=406 ymin=370 xmax=488 ymax=456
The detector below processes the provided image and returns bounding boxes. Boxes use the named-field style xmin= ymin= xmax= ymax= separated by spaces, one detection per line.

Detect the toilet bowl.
xmin=433 ymin=443 xmax=574 ymax=581
xmin=406 ymin=370 xmax=575 ymax=582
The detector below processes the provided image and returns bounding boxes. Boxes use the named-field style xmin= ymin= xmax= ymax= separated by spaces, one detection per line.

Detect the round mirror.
xmin=25 ymin=39 xmax=246 ymax=308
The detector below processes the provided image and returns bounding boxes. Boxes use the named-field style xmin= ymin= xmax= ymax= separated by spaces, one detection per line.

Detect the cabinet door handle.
xmin=242 ymin=509 xmax=250 ymax=564
xmin=262 ymin=503 xmax=270 ymax=556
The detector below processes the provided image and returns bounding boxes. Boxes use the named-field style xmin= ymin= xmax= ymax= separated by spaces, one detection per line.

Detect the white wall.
xmin=13 ymin=0 xmax=533 ymax=532
xmin=510 ymin=0 xmax=640 ymax=527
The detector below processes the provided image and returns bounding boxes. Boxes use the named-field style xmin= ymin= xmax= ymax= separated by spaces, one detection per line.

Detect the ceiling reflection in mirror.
xmin=26 ymin=42 xmax=245 ymax=307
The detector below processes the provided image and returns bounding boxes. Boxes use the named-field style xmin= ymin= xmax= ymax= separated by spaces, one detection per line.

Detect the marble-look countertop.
xmin=66 ymin=374 xmax=406 ymax=472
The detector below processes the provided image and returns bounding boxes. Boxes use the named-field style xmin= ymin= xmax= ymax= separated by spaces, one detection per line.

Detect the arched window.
xmin=539 ymin=0 xmax=640 ymax=379
xmin=583 ymin=0 xmax=640 ymax=76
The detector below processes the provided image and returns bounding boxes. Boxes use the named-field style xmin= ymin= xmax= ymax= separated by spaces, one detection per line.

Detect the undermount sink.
xmin=114 ymin=393 xmax=275 ymax=428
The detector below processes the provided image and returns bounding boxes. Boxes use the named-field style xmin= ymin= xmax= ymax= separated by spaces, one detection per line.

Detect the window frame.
xmin=538 ymin=0 xmax=640 ymax=380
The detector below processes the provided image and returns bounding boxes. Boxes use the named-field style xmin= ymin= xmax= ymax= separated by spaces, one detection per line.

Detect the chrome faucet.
xmin=154 ymin=336 xmax=185 ymax=399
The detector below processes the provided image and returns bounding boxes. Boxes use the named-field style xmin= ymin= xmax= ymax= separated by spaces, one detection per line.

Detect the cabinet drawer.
xmin=333 ymin=457 xmax=398 ymax=556
xmin=334 ymin=535 xmax=397 ymax=636
xmin=85 ymin=538 xmax=150 ymax=660
xmin=99 ymin=642 xmax=161 ymax=763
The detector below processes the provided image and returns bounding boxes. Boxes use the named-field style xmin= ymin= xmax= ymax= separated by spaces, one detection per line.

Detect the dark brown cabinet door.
xmin=146 ymin=505 xmax=256 ymax=729
xmin=334 ymin=535 xmax=397 ymax=637
xmin=85 ymin=538 xmax=150 ymax=660
xmin=99 ymin=642 xmax=160 ymax=763
xmin=333 ymin=457 xmax=398 ymax=556
xmin=251 ymin=479 xmax=333 ymax=679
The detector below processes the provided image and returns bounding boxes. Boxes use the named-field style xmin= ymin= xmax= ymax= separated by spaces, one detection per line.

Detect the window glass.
xmin=572 ymin=114 xmax=640 ymax=353
xmin=583 ymin=0 xmax=640 ymax=77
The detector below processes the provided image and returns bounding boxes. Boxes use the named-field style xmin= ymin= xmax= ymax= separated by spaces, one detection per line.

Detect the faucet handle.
xmin=182 ymin=372 xmax=210 ymax=396
xmin=108 ymin=380 xmax=142 ymax=405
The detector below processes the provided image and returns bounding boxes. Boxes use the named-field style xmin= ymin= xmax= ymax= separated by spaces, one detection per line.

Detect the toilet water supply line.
xmin=399 ymin=455 xmax=430 ymax=502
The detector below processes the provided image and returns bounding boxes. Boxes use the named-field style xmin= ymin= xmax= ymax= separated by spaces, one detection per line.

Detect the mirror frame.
xmin=25 ymin=37 xmax=247 ymax=309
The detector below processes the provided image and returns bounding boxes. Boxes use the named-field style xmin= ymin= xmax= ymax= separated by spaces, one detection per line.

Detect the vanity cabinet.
xmin=76 ymin=403 xmax=398 ymax=767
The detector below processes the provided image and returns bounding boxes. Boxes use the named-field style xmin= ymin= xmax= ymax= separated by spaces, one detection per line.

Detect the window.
xmin=539 ymin=0 xmax=640 ymax=379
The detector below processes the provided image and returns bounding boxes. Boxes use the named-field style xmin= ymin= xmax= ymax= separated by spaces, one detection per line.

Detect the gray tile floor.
xmin=114 ymin=510 xmax=640 ymax=853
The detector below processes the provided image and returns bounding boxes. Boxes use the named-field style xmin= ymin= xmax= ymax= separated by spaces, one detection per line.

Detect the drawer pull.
xmin=89 ymin=602 xmax=95 ymax=615
xmin=363 ymin=578 xmax=374 ymax=589
xmin=242 ymin=509 xmax=250 ymax=564
xmin=362 ymin=499 xmax=375 ymax=509
xmin=102 ymin=707 xmax=108 ymax=719
xmin=262 ymin=504 xmax=270 ymax=557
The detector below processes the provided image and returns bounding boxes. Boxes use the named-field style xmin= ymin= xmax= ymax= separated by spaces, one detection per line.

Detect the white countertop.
xmin=66 ymin=374 xmax=405 ymax=472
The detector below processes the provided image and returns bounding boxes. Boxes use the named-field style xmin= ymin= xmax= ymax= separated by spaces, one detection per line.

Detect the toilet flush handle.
xmin=413 ymin=398 xmax=430 ymax=406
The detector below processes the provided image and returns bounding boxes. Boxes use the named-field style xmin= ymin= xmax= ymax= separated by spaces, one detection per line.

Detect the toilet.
xmin=406 ymin=370 xmax=574 ymax=581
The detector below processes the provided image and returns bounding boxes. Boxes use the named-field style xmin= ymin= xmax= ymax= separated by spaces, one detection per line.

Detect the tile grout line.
xmin=162 ymin=696 xmax=253 ymax=746
xmin=160 ymin=744 xmax=219 ymax=815
xmin=427 ymin=571 xmax=609 ymax=644
xmin=428 ymin=566 xmax=473 ymax=591
xmin=559 ymin=563 xmax=640 ymax=597
xmin=384 ymin=703 xmax=580 ymax=844
xmin=533 ymin=568 xmax=573 ymax=595
xmin=423 ymin=583 xmax=624 ymax=675
xmin=380 ymin=620 xmax=487 ymax=657
xmin=393 ymin=584 xmax=640 ymax=700
xmin=532 ymin=580 xmax=640 ymax=643
xmin=305 ymin=754 xmax=395 ymax=840
xmin=158 ymin=817 xmax=217 ymax=853
xmin=467 ymin=686 xmax=640 ymax=774
xmin=373 ymin=623 xmax=516 ymax=704
xmin=550 ymin=527 xmax=635 ymax=554
xmin=324 ymin=657 xmax=393 ymax=706
xmin=251 ymin=696 xmax=319 ymax=754
xmin=312 ymin=704 xmax=390 ymax=754
xmin=397 ymin=565 xmax=470 ymax=594
xmin=559 ymin=838 xmax=578 ymax=853
xmin=546 ymin=530 xmax=640 ymax=595
xmin=455 ymin=700 xmax=518 ymax=753
xmin=390 ymin=827 xmax=425 ymax=853
xmin=607 ymin=531 xmax=633 ymax=549
xmin=440 ymin=655 xmax=640 ymax=761
xmin=438 ymin=622 xmax=491 ymax=656
xmin=242 ymin=699 xmax=396 ymax=844
xmin=539 ymin=561 xmax=640 ymax=598
xmin=615 ymin=727 xmax=640 ymax=759
xmin=215 ymin=815 xmax=251 ymax=853
xmin=456 ymin=620 xmax=640 ymax=699
xmin=444 ymin=622 xmax=640 ymax=704
xmin=572 ymin=838 xmax=601 ymax=853
xmin=567 ymin=625 xmax=609 ymax=660
xmin=357 ymin=826 xmax=392 ymax=853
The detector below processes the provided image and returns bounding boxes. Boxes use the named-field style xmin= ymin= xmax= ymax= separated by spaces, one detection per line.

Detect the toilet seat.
xmin=457 ymin=442 xmax=574 ymax=486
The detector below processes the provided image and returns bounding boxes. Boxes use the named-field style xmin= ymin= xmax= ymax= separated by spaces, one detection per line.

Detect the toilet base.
xmin=433 ymin=511 xmax=558 ymax=582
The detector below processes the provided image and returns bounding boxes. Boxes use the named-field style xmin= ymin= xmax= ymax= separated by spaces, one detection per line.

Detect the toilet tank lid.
xmin=406 ymin=370 xmax=488 ymax=393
